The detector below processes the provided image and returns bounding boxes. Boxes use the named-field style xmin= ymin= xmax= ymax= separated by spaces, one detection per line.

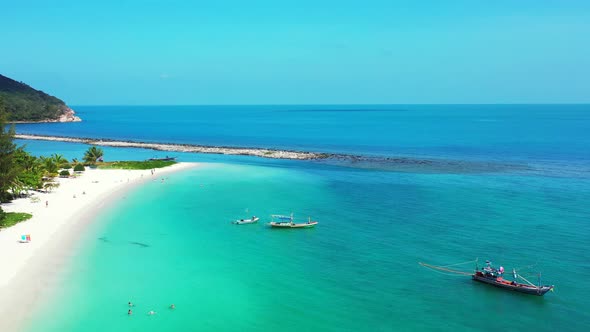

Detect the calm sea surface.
xmin=16 ymin=104 xmax=590 ymax=161
xmin=16 ymin=105 xmax=590 ymax=331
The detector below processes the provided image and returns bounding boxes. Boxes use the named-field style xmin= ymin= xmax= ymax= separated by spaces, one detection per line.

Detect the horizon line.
xmin=68 ymin=102 xmax=590 ymax=107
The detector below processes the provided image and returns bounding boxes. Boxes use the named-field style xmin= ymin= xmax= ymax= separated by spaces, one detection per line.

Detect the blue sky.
xmin=1 ymin=0 xmax=589 ymax=105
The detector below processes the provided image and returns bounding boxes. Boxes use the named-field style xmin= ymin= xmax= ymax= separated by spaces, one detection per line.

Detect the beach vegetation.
xmin=0 ymin=106 xmax=19 ymax=202
xmin=43 ymin=181 xmax=59 ymax=192
xmin=98 ymin=160 xmax=176 ymax=170
xmin=2 ymin=102 xmax=57 ymax=199
xmin=83 ymin=146 xmax=104 ymax=164
xmin=0 ymin=209 xmax=33 ymax=229
xmin=10 ymin=147 xmax=46 ymax=195
xmin=39 ymin=156 xmax=59 ymax=177
xmin=0 ymin=106 xmax=154 ymax=203
xmin=51 ymin=153 xmax=69 ymax=168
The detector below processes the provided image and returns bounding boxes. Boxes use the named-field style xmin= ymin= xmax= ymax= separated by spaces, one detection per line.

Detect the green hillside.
xmin=0 ymin=74 xmax=78 ymax=122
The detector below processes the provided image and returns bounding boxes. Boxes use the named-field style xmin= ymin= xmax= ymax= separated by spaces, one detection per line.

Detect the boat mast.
xmin=512 ymin=268 xmax=517 ymax=281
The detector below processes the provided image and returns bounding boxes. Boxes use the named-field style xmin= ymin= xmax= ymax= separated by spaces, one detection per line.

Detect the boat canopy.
xmin=271 ymin=215 xmax=292 ymax=220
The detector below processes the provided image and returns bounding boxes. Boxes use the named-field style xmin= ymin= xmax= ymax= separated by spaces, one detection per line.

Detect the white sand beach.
xmin=0 ymin=162 xmax=197 ymax=331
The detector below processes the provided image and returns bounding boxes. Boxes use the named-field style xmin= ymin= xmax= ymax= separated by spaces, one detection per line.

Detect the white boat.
xmin=269 ymin=214 xmax=318 ymax=228
xmin=233 ymin=216 xmax=260 ymax=225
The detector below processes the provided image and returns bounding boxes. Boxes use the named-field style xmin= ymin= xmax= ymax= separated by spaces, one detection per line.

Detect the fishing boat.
xmin=269 ymin=214 xmax=318 ymax=228
xmin=233 ymin=216 xmax=259 ymax=225
xmin=472 ymin=260 xmax=554 ymax=296
xmin=419 ymin=259 xmax=554 ymax=296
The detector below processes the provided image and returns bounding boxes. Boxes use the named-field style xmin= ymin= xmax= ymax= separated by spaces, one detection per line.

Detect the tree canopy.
xmin=83 ymin=146 xmax=104 ymax=164
xmin=0 ymin=102 xmax=18 ymax=201
xmin=0 ymin=74 xmax=72 ymax=121
xmin=0 ymin=97 xmax=67 ymax=201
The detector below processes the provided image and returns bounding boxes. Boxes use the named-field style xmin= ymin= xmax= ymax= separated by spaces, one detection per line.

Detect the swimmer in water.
xmin=148 ymin=310 xmax=156 ymax=315
xmin=128 ymin=309 xmax=132 ymax=315
xmin=128 ymin=301 xmax=133 ymax=307
xmin=170 ymin=304 xmax=175 ymax=309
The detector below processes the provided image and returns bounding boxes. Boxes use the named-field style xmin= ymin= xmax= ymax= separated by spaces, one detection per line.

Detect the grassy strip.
xmin=0 ymin=212 xmax=33 ymax=229
xmin=97 ymin=160 xmax=177 ymax=170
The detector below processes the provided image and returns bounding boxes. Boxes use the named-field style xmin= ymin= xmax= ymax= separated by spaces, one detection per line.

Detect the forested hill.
xmin=0 ymin=74 xmax=80 ymax=122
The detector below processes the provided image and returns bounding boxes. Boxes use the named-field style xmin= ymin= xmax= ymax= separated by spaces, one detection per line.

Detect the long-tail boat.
xmin=419 ymin=259 xmax=554 ymax=296
xmin=472 ymin=260 xmax=554 ymax=296
xmin=233 ymin=216 xmax=259 ymax=225
xmin=269 ymin=214 xmax=318 ymax=228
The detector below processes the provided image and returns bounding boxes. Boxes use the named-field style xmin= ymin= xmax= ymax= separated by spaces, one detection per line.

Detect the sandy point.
xmin=0 ymin=162 xmax=199 ymax=331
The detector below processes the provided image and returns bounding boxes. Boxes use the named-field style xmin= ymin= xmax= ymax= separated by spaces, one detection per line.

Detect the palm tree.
xmin=13 ymin=148 xmax=44 ymax=193
xmin=83 ymin=146 xmax=104 ymax=164
xmin=39 ymin=156 xmax=58 ymax=176
xmin=51 ymin=153 xmax=69 ymax=168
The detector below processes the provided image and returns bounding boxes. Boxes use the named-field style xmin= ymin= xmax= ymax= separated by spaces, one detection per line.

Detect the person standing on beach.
xmin=45 ymin=200 xmax=48 ymax=207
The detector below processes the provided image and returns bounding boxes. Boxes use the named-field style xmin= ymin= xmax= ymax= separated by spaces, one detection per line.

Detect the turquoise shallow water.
xmin=14 ymin=104 xmax=590 ymax=331
xmin=25 ymin=161 xmax=590 ymax=331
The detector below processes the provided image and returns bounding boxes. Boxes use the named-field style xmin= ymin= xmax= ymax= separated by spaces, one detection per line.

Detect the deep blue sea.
xmin=16 ymin=104 xmax=590 ymax=161
xmin=14 ymin=105 xmax=590 ymax=331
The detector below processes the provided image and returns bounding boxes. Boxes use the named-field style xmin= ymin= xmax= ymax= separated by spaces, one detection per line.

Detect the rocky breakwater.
xmin=13 ymin=134 xmax=328 ymax=160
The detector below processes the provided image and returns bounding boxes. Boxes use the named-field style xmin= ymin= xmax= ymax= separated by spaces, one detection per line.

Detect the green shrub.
xmin=0 ymin=192 xmax=12 ymax=203
xmin=73 ymin=164 xmax=85 ymax=172
xmin=62 ymin=163 xmax=72 ymax=169
xmin=0 ymin=212 xmax=32 ymax=229
xmin=0 ymin=206 xmax=6 ymax=222
xmin=59 ymin=170 xmax=70 ymax=177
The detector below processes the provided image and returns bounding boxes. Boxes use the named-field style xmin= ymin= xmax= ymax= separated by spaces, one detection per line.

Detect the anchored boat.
xmin=472 ymin=260 xmax=554 ymax=296
xmin=233 ymin=216 xmax=260 ymax=225
xmin=419 ymin=259 xmax=554 ymax=296
xmin=269 ymin=214 xmax=318 ymax=228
